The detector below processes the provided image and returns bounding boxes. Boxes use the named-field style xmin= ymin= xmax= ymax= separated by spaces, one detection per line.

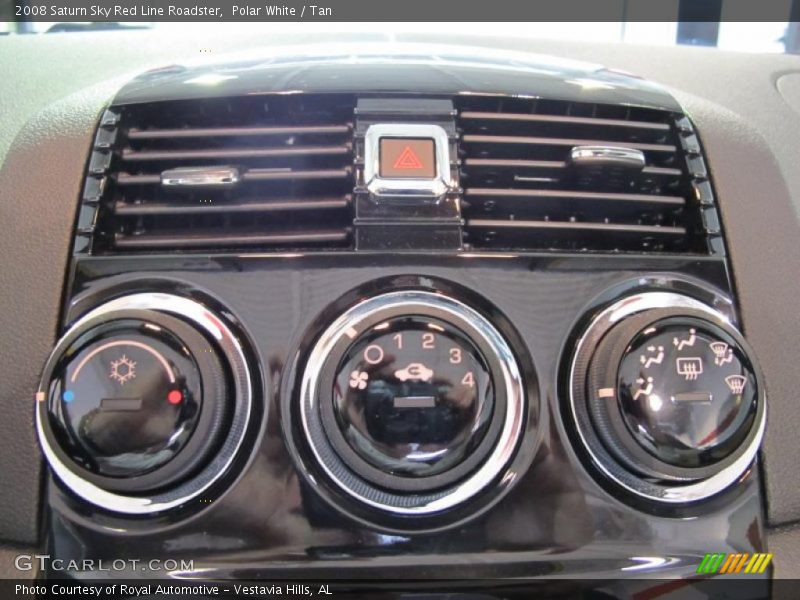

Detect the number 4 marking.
xmin=462 ymin=371 xmax=474 ymax=387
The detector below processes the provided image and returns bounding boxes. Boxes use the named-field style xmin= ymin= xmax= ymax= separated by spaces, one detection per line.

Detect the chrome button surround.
xmin=363 ymin=124 xmax=453 ymax=197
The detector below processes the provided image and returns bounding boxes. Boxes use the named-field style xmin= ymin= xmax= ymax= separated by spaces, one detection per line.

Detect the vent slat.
xmin=115 ymin=169 xmax=352 ymax=186
xmin=465 ymin=188 xmax=685 ymax=206
xmin=116 ymin=174 xmax=162 ymax=185
xmin=121 ymin=145 xmax=351 ymax=162
xmin=642 ymin=166 xmax=683 ymax=177
xmin=464 ymin=159 xmax=567 ymax=169
xmin=114 ymin=229 xmax=350 ymax=249
xmin=462 ymin=135 xmax=676 ymax=153
xmin=244 ymin=168 xmax=351 ymax=181
xmin=463 ymin=159 xmax=681 ymax=177
xmin=114 ymin=197 xmax=350 ymax=216
xmin=127 ymin=124 xmax=352 ymax=139
xmin=466 ymin=219 xmax=686 ymax=236
xmin=460 ymin=111 xmax=670 ymax=131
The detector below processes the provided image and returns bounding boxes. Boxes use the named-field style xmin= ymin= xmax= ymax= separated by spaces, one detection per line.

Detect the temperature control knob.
xmin=569 ymin=291 xmax=765 ymax=503
xmin=37 ymin=293 xmax=253 ymax=514
xmin=43 ymin=315 xmax=228 ymax=492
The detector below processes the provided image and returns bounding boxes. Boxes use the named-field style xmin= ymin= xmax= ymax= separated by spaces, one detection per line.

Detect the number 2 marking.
xmin=422 ymin=333 xmax=435 ymax=349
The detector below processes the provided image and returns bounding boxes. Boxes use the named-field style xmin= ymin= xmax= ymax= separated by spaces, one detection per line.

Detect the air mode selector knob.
xmin=569 ymin=291 xmax=766 ymax=503
xmin=588 ymin=313 xmax=759 ymax=482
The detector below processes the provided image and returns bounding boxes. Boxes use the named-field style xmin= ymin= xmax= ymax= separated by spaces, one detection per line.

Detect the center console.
xmin=34 ymin=46 xmax=770 ymax=591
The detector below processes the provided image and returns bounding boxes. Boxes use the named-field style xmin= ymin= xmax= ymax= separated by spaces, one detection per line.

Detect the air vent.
xmin=456 ymin=96 xmax=718 ymax=254
xmin=87 ymin=94 xmax=356 ymax=253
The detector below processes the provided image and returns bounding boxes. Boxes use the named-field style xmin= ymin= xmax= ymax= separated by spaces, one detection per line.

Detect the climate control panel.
xmin=37 ymin=281 xmax=766 ymax=523
xmin=614 ymin=318 xmax=758 ymax=470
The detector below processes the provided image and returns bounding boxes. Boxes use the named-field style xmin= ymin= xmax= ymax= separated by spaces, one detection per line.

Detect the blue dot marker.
xmin=62 ymin=390 xmax=74 ymax=403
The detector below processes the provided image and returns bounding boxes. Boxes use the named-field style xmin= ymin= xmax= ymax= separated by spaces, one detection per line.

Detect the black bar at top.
xmin=10 ymin=0 xmax=799 ymax=23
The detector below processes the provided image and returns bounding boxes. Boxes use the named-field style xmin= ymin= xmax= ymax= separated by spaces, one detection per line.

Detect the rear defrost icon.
xmin=676 ymin=357 xmax=704 ymax=381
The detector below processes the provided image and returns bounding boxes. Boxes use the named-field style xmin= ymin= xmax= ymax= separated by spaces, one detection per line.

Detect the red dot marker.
xmin=167 ymin=390 xmax=183 ymax=405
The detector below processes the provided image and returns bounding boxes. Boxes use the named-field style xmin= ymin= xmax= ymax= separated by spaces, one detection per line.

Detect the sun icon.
xmin=109 ymin=355 xmax=137 ymax=386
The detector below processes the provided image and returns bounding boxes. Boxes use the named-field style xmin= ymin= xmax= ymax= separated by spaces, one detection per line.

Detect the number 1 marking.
xmin=392 ymin=333 xmax=403 ymax=349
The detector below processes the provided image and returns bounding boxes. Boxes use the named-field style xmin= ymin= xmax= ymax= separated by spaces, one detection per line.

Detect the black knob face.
xmin=38 ymin=293 xmax=255 ymax=514
xmin=43 ymin=312 xmax=230 ymax=494
xmin=571 ymin=291 xmax=766 ymax=503
xmin=617 ymin=318 xmax=758 ymax=468
xmin=331 ymin=316 xmax=495 ymax=478
xmin=49 ymin=321 xmax=203 ymax=478
xmin=300 ymin=290 xmax=527 ymax=514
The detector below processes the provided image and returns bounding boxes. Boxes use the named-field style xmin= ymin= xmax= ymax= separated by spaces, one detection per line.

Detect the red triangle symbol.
xmin=393 ymin=146 xmax=424 ymax=170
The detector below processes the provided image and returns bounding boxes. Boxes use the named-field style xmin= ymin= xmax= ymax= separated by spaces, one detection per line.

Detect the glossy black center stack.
xmin=46 ymin=49 xmax=767 ymax=589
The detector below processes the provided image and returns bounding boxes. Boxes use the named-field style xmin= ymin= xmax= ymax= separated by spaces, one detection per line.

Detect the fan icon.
xmin=109 ymin=355 xmax=137 ymax=386
xmin=349 ymin=370 xmax=369 ymax=390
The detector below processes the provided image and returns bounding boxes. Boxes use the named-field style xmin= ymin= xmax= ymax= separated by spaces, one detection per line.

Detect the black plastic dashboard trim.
xmin=110 ymin=46 xmax=683 ymax=112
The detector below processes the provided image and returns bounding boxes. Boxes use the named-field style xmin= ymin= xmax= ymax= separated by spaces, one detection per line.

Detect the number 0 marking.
xmin=363 ymin=344 xmax=384 ymax=365
xmin=462 ymin=371 xmax=475 ymax=388
xmin=422 ymin=333 xmax=435 ymax=349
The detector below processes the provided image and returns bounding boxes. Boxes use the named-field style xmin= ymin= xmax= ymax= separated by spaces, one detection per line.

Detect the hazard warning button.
xmin=379 ymin=138 xmax=436 ymax=179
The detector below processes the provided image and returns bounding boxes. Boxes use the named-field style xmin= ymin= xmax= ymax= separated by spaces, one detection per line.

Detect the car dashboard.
xmin=1 ymin=32 xmax=800 ymax=597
